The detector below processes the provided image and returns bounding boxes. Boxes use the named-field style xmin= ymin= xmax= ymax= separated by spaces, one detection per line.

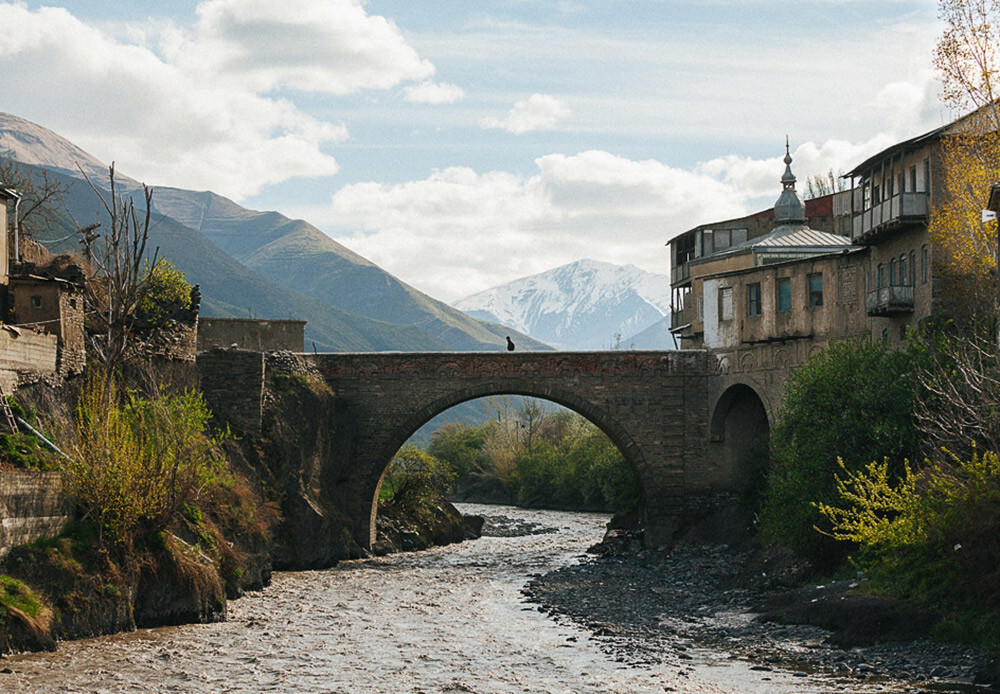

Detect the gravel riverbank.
xmin=523 ymin=532 xmax=992 ymax=692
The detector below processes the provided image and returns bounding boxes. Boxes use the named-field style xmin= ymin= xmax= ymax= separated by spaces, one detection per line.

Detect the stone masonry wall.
xmin=0 ymin=470 xmax=70 ymax=557
xmin=303 ymin=350 xmax=710 ymax=549
xmin=199 ymin=349 xmax=719 ymax=552
xmin=197 ymin=348 xmax=265 ymax=436
xmin=198 ymin=318 xmax=306 ymax=353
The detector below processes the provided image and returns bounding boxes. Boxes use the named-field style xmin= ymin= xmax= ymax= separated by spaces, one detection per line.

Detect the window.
xmin=882 ymin=328 xmax=890 ymax=344
xmin=922 ymin=246 xmax=929 ymax=284
xmin=890 ymin=258 xmax=897 ymax=285
xmin=777 ymin=277 xmax=792 ymax=312
xmin=899 ymin=254 xmax=907 ymax=286
xmin=877 ymin=264 xmax=885 ymax=289
xmin=719 ymin=287 xmax=733 ymax=321
xmin=910 ymin=166 xmax=917 ymax=192
xmin=747 ymin=283 xmax=762 ymax=316
xmin=909 ymin=251 xmax=916 ymax=286
xmin=69 ymin=298 xmax=77 ymax=309
xmin=900 ymin=324 xmax=908 ymax=341
xmin=807 ymin=273 xmax=823 ymax=307
xmin=30 ymin=296 xmax=42 ymax=311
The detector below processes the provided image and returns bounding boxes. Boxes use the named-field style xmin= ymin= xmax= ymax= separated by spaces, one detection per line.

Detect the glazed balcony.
xmin=852 ymin=192 xmax=928 ymax=243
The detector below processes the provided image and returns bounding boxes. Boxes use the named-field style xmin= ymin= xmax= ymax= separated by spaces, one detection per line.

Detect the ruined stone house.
xmin=0 ymin=184 xmax=86 ymax=387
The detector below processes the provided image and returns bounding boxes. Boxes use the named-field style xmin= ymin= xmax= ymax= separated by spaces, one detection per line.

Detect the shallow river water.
xmin=0 ymin=506 xmax=970 ymax=693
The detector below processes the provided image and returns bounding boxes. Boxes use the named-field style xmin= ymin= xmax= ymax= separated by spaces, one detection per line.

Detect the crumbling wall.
xmin=0 ymin=470 xmax=70 ymax=557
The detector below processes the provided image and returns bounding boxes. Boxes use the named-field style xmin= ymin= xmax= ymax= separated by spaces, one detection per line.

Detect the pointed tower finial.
xmin=775 ymin=138 xmax=806 ymax=224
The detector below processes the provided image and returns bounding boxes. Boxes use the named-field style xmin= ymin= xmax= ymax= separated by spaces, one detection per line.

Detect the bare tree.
xmin=0 ymin=156 xmax=69 ymax=254
xmin=935 ymin=0 xmax=1000 ymax=130
xmin=804 ymin=169 xmax=846 ymax=200
xmin=80 ymin=162 xmax=158 ymax=391
xmin=916 ymin=330 xmax=1000 ymax=460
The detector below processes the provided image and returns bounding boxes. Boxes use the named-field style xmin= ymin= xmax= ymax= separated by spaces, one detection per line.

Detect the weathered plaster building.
xmin=668 ymin=113 xmax=980 ymax=425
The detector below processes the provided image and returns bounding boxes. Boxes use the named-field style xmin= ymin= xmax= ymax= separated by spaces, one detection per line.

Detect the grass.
xmin=0 ymin=575 xmax=43 ymax=617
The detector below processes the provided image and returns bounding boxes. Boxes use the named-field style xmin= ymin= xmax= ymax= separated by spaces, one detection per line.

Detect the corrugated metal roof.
xmin=751 ymin=226 xmax=853 ymax=249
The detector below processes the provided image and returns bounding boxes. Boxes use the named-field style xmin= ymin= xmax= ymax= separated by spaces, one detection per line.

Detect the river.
xmin=0 ymin=505 xmax=978 ymax=693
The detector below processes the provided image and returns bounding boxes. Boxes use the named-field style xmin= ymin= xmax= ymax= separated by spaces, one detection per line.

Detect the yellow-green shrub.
xmin=60 ymin=371 xmax=229 ymax=546
xmin=817 ymin=447 xmax=1000 ymax=648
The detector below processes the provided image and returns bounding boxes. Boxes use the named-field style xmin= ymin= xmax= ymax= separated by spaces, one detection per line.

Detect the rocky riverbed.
xmin=0 ymin=506 xmax=992 ymax=693
xmin=524 ymin=530 xmax=993 ymax=692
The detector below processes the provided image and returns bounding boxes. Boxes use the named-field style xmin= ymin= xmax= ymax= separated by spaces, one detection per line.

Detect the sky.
xmin=0 ymin=0 xmax=953 ymax=302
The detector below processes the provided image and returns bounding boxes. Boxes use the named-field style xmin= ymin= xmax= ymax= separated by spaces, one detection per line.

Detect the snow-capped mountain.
xmin=453 ymin=259 xmax=673 ymax=350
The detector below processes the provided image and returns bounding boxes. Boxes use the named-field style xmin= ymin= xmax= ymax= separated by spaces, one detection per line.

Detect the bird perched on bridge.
xmin=506 ymin=336 xmax=515 ymax=351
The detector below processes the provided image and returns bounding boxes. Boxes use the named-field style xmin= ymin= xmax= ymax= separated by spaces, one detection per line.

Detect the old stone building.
xmin=668 ymin=112 xmax=984 ymax=422
xmin=0 ymin=187 xmax=86 ymax=382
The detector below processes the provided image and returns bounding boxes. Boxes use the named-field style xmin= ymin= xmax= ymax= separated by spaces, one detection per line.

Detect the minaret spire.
xmin=774 ymin=138 xmax=806 ymax=224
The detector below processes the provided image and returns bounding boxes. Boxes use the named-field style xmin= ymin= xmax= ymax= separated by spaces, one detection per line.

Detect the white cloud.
xmin=696 ymin=137 xmax=898 ymax=202
xmin=403 ymin=81 xmax=466 ymax=104
xmin=480 ymin=93 xmax=570 ymax=134
xmin=0 ymin=0 xmax=446 ymax=199
xmin=171 ymin=0 xmax=435 ymax=95
xmin=324 ymin=151 xmax=746 ymax=300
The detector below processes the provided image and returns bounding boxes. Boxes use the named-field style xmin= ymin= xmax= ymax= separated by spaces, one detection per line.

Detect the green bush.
xmin=428 ymin=402 xmax=639 ymax=513
xmin=137 ymin=259 xmax=190 ymax=327
xmin=759 ymin=339 xmax=923 ymax=569
xmin=59 ymin=370 xmax=230 ymax=546
xmin=817 ymin=447 xmax=1000 ymax=650
xmin=379 ymin=445 xmax=455 ymax=514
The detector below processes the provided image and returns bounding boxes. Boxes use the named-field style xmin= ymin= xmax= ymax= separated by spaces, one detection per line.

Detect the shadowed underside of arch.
xmin=708 ymin=383 xmax=770 ymax=492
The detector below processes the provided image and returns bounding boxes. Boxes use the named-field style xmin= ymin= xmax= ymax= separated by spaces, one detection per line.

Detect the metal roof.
xmin=750 ymin=226 xmax=853 ymax=249
xmin=844 ymin=124 xmax=949 ymax=177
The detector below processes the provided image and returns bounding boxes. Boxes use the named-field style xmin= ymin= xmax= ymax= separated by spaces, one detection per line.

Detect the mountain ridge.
xmin=0 ymin=112 xmax=549 ymax=353
xmin=453 ymin=259 xmax=672 ymax=350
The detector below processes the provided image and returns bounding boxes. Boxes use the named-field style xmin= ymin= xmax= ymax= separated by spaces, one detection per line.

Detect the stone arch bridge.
xmin=199 ymin=350 xmax=771 ymax=550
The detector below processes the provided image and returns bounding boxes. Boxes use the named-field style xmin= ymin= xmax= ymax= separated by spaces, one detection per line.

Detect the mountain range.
xmin=0 ymin=112 xmax=548 ymax=353
xmin=453 ymin=259 xmax=673 ymax=350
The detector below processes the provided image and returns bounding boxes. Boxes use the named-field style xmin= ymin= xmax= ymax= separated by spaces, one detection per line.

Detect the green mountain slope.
xmin=23 ymin=165 xmax=447 ymax=352
xmin=0 ymin=112 xmax=549 ymax=352
xmin=151 ymin=187 xmax=550 ymax=351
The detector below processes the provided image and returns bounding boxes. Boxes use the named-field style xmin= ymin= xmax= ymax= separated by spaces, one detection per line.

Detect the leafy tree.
xmin=931 ymin=0 xmax=1000 ymax=327
xmin=760 ymin=339 xmax=923 ymax=568
xmin=427 ymin=397 xmax=639 ymax=512
xmin=137 ymin=258 xmax=191 ymax=328
xmin=926 ymin=126 xmax=1000 ymax=325
xmin=428 ymin=422 xmax=488 ymax=483
xmin=379 ymin=444 xmax=455 ymax=514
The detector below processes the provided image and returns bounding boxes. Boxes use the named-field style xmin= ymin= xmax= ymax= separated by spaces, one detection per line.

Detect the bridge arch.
xmin=708 ymin=383 xmax=769 ymax=491
xmin=366 ymin=383 xmax=650 ymax=545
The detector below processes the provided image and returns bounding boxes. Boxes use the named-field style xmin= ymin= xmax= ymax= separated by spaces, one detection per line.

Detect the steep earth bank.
xmin=0 ymin=356 xmax=480 ymax=654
